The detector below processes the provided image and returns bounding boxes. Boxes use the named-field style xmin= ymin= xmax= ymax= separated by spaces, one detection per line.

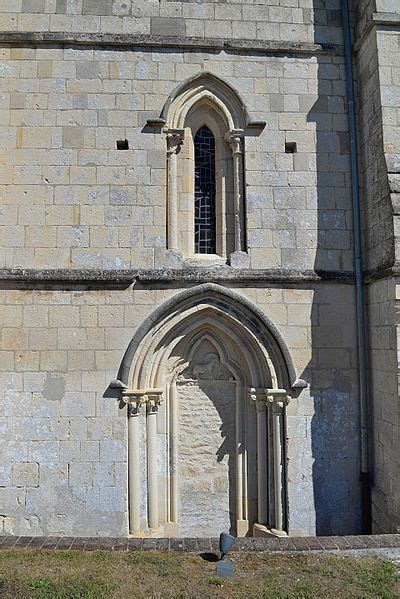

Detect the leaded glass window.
xmin=194 ymin=126 xmax=216 ymax=254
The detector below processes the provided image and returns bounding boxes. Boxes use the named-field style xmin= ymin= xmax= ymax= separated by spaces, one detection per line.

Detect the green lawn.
xmin=0 ymin=549 xmax=398 ymax=598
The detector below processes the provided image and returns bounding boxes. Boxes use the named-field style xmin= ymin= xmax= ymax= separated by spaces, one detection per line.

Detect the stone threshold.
xmin=0 ymin=534 xmax=399 ymax=553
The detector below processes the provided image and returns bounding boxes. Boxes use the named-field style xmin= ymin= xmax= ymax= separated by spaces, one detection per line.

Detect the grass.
xmin=0 ymin=549 xmax=398 ymax=598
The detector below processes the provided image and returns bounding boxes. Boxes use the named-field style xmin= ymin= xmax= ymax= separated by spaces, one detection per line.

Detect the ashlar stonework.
xmin=0 ymin=0 xmax=399 ymax=538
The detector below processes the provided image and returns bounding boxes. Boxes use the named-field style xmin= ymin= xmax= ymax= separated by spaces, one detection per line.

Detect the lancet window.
xmin=194 ymin=126 xmax=216 ymax=254
xmin=162 ymin=74 xmax=251 ymax=264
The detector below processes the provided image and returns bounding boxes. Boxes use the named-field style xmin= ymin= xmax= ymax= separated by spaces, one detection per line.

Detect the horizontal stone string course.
xmin=0 ymin=33 xmax=340 ymax=56
xmin=0 ymin=535 xmax=399 ymax=552
xmin=0 ymin=268 xmax=356 ymax=284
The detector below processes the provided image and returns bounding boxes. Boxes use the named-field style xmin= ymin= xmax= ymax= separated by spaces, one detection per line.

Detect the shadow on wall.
xmin=300 ymin=3 xmax=362 ymax=535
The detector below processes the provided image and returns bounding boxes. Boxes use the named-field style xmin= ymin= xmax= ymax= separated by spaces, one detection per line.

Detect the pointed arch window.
xmin=159 ymin=74 xmax=265 ymax=265
xmin=194 ymin=126 xmax=216 ymax=254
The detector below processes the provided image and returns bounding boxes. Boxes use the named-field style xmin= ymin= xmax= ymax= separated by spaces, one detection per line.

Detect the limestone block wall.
xmin=354 ymin=4 xmax=400 ymax=272
xmin=0 ymin=285 xmax=131 ymax=537
xmin=354 ymin=1 xmax=400 ymax=533
xmin=0 ymin=0 xmax=343 ymax=45
xmin=0 ymin=283 xmax=361 ymax=537
xmin=376 ymin=29 xmax=400 ymax=263
xmin=353 ymin=0 xmax=376 ymax=40
xmin=0 ymin=2 xmax=366 ymax=538
xmin=355 ymin=25 xmax=393 ymax=271
xmin=375 ymin=0 xmax=400 ymax=14
xmin=367 ymin=278 xmax=400 ymax=533
xmin=0 ymin=47 xmax=353 ymax=272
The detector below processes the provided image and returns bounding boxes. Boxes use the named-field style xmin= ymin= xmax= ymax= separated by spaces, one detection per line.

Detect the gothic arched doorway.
xmin=116 ymin=284 xmax=306 ymax=538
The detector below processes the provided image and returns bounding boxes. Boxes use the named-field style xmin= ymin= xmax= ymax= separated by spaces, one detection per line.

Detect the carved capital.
xmin=121 ymin=389 xmax=147 ymax=416
xmin=249 ymin=388 xmax=290 ymax=412
xmin=145 ymin=391 xmax=163 ymax=414
xmin=248 ymin=387 xmax=267 ymax=412
xmin=265 ymin=389 xmax=290 ymax=413
xmin=121 ymin=388 xmax=163 ymax=415
xmin=225 ymin=129 xmax=244 ymax=155
xmin=165 ymin=128 xmax=185 ymax=155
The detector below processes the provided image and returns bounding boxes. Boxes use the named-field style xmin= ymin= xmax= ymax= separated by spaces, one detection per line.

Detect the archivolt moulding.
xmin=117 ymin=283 xmax=306 ymax=391
xmin=146 ymin=72 xmax=266 ymax=131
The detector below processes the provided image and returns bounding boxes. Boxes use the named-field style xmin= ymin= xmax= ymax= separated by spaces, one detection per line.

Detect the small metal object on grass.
xmin=216 ymin=533 xmax=236 ymax=578
xmin=216 ymin=559 xmax=233 ymax=578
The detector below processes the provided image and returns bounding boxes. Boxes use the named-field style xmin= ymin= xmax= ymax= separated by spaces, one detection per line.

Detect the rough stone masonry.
xmin=0 ymin=0 xmax=399 ymax=538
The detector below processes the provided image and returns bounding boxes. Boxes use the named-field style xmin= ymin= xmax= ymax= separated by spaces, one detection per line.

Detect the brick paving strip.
xmin=0 ymin=534 xmax=399 ymax=553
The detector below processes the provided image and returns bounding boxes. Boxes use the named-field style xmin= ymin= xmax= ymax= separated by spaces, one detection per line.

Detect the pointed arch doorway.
xmin=117 ymin=284 xmax=306 ymax=538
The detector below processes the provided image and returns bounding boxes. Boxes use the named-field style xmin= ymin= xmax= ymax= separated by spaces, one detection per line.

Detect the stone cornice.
xmin=0 ymin=31 xmax=340 ymax=56
xmin=0 ymin=268 xmax=354 ymax=286
xmin=364 ymin=262 xmax=400 ymax=284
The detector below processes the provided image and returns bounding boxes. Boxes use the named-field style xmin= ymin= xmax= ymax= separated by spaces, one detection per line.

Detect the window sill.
xmin=185 ymin=254 xmax=227 ymax=267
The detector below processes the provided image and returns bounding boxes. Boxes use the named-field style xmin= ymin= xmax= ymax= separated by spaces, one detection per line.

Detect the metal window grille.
xmin=194 ymin=126 xmax=216 ymax=254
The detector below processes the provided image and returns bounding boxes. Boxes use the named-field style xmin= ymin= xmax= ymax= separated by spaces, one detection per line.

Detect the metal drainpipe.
xmin=342 ymin=0 xmax=371 ymax=533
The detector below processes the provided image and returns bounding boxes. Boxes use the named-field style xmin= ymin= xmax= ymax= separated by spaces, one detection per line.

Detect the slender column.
xmin=266 ymin=390 xmax=290 ymax=536
xmin=226 ymin=129 xmax=245 ymax=252
xmin=166 ymin=129 xmax=184 ymax=251
xmin=145 ymin=391 xmax=163 ymax=530
xmin=122 ymin=391 xmax=146 ymax=534
xmin=169 ymin=381 xmax=178 ymax=523
xmin=236 ymin=385 xmax=243 ymax=522
xmin=249 ymin=388 xmax=268 ymax=526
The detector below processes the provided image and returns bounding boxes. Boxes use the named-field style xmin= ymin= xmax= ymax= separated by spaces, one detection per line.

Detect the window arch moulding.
xmin=147 ymin=73 xmax=266 ymax=268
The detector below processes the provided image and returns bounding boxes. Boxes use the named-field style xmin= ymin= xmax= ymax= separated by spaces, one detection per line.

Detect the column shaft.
xmin=167 ymin=150 xmax=178 ymax=250
xmin=232 ymin=151 xmax=244 ymax=251
xmin=166 ymin=129 xmax=184 ymax=251
xmin=236 ymin=385 xmax=243 ymax=521
xmin=169 ymin=382 xmax=178 ymax=523
xmin=272 ymin=407 xmax=283 ymax=532
xmin=226 ymin=130 xmax=245 ymax=252
xmin=147 ymin=406 xmax=158 ymax=529
xmin=128 ymin=409 xmax=141 ymax=534
xmin=256 ymin=405 xmax=268 ymax=525
xmin=266 ymin=390 xmax=289 ymax=536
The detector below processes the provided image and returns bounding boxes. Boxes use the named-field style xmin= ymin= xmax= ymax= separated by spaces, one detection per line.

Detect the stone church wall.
xmin=354 ymin=0 xmax=400 ymax=534
xmin=366 ymin=278 xmax=400 ymax=534
xmin=0 ymin=0 xmax=343 ymax=45
xmin=0 ymin=47 xmax=352 ymax=272
xmin=3 ymin=0 xmax=397 ymax=537
xmin=0 ymin=282 xmax=360 ymax=537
